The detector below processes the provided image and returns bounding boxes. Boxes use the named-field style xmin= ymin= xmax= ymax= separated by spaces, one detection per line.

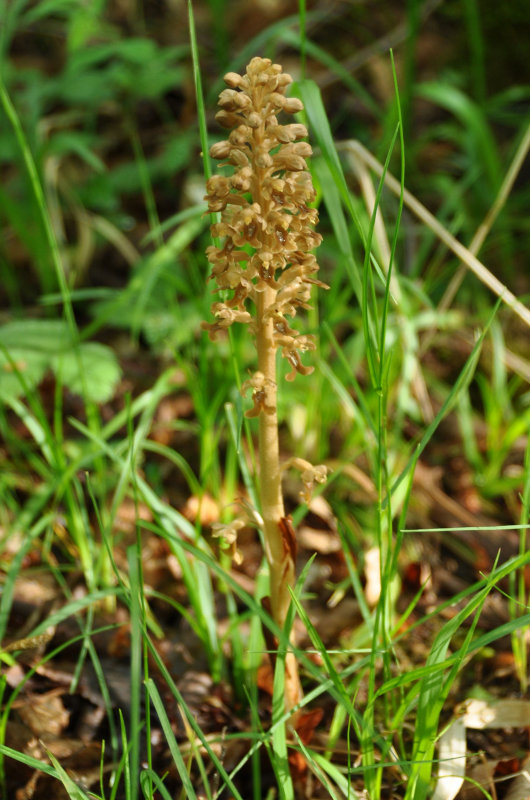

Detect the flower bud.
xmin=229 ymin=125 xmax=252 ymax=146
xmin=283 ymin=97 xmax=304 ymax=114
xmin=277 ymin=73 xmax=293 ymax=88
xmin=268 ymin=92 xmax=286 ymax=110
xmin=255 ymin=152 xmax=273 ymax=169
xmin=215 ymin=110 xmax=241 ymax=129
xmin=249 ymin=56 xmax=271 ymax=71
xmin=218 ymin=88 xmax=238 ymax=109
xmin=273 ymin=154 xmax=307 ymax=172
xmin=230 ymin=149 xmax=249 ymax=167
xmin=218 ymin=89 xmax=251 ymax=111
xmin=293 ymin=142 xmax=313 ymax=158
xmin=247 ymin=112 xmax=262 ymax=128
xmin=273 ymin=123 xmax=308 ymax=143
xmin=224 ymin=72 xmax=243 ymax=88
xmin=209 ymin=140 xmax=231 ymax=159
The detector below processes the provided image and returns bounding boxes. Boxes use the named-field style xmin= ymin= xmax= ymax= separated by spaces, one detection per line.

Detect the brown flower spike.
xmin=203 ymin=57 xmax=327 ymax=715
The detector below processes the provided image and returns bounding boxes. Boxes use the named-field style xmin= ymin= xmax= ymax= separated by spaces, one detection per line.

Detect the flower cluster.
xmin=202 ymin=57 xmax=326 ymax=389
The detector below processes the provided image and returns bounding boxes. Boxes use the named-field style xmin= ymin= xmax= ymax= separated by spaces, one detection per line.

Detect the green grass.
xmin=0 ymin=1 xmax=529 ymax=798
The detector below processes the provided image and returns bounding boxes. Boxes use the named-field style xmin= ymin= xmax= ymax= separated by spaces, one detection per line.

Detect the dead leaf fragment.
xmin=432 ymin=718 xmax=466 ymax=800
xmin=364 ymin=546 xmax=381 ymax=606
xmin=434 ymin=697 xmax=530 ymax=800
xmin=459 ymin=760 xmax=498 ymax=799
xmin=461 ymin=698 xmax=530 ymax=729
xmin=297 ymin=525 xmax=341 ymax=554
xmin=182 ymin=493 xmax=219 ymax=526
xmin=16 ymin=691 xmax=69 ymax=737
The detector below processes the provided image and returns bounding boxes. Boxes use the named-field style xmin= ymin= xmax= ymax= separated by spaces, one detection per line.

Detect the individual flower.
xmin=282 ymin=457 xmax=330 ymax=504
xmin=242 ymin=371 xmax=276 ymax=417
xmin=211 ymin=518 xmax=246 ymax=565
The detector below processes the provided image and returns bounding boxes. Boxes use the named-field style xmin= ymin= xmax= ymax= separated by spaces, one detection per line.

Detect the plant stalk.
xmin=256 ymin=287 xmax=302 ymax=712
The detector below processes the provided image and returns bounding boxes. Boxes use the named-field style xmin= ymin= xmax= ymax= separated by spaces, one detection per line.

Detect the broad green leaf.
xmin=52 ymin=342 xmax=121 ymax=403
xmin=0 ymin=319 xmax=121 ymax=403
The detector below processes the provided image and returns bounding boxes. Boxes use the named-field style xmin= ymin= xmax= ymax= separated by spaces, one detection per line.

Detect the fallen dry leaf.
xmin=432 ymin=718 xmax=466 ymax=800
xmin=433 ymin=697 xmax=530 ymax=800
xmin=16 ymin=691 xmax=69 ymax=737
xmin=503 ymin=754 xmax=530 ymax=800
xmin=459 ymin=759 xmax=497 ymax=800
xmin=182 ymin=493 xmax=219 ymax=526
xmin=461 ymin=698 xmax=530 ymax=729
xmin=289 ymin=707 xmax=325 ymax=781
xmin=297 ymin=525 xmax=341 ymax=554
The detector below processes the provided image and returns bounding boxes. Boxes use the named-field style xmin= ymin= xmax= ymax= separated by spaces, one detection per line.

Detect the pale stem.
xmin=256 ymin=286 xmax=302 ymax=712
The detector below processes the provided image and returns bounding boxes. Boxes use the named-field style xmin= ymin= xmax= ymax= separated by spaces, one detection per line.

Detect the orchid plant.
xmin=203 ymin=57 xmax=327 ymax=715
